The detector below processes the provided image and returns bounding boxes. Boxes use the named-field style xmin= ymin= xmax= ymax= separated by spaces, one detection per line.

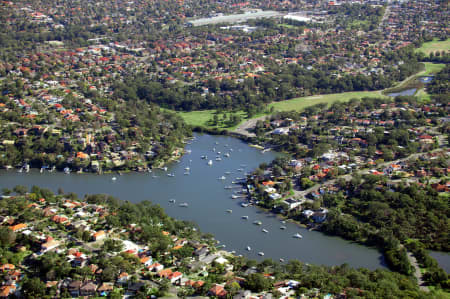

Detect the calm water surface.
xmin=429 ymin=251 xmax=450 ymax=274
xmin=0 ymin=134 xmax=386 ymax=269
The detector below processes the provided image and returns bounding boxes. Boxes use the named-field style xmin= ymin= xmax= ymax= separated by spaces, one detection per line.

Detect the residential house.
xmin=68 ymin=280 xmax=83 ymax=297
xmin=97 ymin=283 xmax=114 ymax=296
xmin=208 ymin=284 xmax=227 ymax=298
xmin=80 ymin=281 xmax=97 ymax=296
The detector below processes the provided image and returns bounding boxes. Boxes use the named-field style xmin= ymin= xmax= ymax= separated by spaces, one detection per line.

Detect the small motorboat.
xmin=241 ymin=203 xmax=249 ymax=207
xmin=262 ymin=229 xmax=268 ymax=233
xmin=253 ymin=221 xmax=262 ymax=225
xmin=280 ymin=226 xmax=287 ymax=230
xmin=293 ymin=233 xmax=303 ymax=239
xmin=242 ymin=216 xmax=249 ymax=219
xmin=246 ymin=246 xmax=251 ymax=251
xmin=280 ymin=258 xmax=285 ymax=262
xmin=167 ymin=173 xmax=175 ymax=177
xmin=185 ymin=167 xmax=190 ymax=171
xmin=169 ymin=199 xmax=176 ymax=203
xmin=226 ymin=209 xmax=232 ymax=213
xmin=179 ymin=203 xmax=188 ymax=207
xmin=258 ymin=252 xmax=264 ymax=256
xmin=112 ymin=177 xmax=117 ymax=181
xmin=218 ymin=176 xmax=226 ymax=180
xmin=208 ymin=160 xmax=213 ymax=165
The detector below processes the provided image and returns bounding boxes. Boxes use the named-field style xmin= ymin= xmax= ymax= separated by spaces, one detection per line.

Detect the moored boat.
xmin=293 ymin=233 xmax=303 ymax=239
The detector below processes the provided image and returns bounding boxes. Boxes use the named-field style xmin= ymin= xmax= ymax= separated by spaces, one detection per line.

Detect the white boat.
xmin=218 ymin=176 xmax=226 ymax=180
xmin=293 ymin=233 xmax=303 ymax=239
xmin=163 ymin=167 xmax=168 ymax=171
xmin=167 ymin=173 xmax=175 ymax=177
xmin=241 ymin=203 xmax=249 ymax=207
xmin=242 ymin=216 xmax=248 ymax=219
xmin=24 ymin=164 xmax=30 ymax=172
xmin=280 ymin=226 xmax=287 ymax=230
xmin=216 ymin=157 xmax=222 ymax=161
xmin=208 ymin=160 xmax=213 ymax=165
xmin=112 ymin=177 xmax=117 ymax=181
xmin=246 ymin=246 xmax=251 ymax=251
xmin=201 ymin=155 xmax=207 ymax=159
xmin=184 ymin=172 xmax=190 ymax=175
xmin=253 ymin=221 xmax=262 ymax=225
xmin=258 ymin=252 xmax=264 ymax=256
xmin=169 ymin=199 xmax=176 ymax=203
xmin=224 ymin=186 xmax=233 ymax=189
xmin=40 ymin=167 xmax=44 ymax=173
xmin=280 ymin=258 xmax=285 ymax=262
xmin=186 ymin=149 xmax=192 ymax=154
xmin=237 ymin=168 xmax=244 ymax=172
xmin=262 ymin=229 xmax=268 ymax=233
xmin=185 ymin=167 xmax=190 ymax=171
xmin=226 ymin=209 xmax=232 ymax=213
xmin=224 ymin=153 xmax=230 ymax=157
xmin=64 ymin=167 xmax=71 ymax=174
xmin=179 ymin=203 xmax=188 ymax=207
xmin=231 ymin=195 xmax=239 ymax=199
xmin=225 ymin=171 xmax=231 ymax=175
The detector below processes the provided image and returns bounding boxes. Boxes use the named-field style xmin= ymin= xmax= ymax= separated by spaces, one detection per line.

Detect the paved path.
xmin=406 ymin=249 xmax=429 ymax=292
xmin=233 ymin=115 xmax=268 ymax=138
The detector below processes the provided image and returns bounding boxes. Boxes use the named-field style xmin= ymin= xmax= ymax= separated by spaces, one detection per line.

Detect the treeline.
xmin=113 ymin=51 xmax=421 ymax=113
xmin=320 ymin=175 xmax=449 ymax=287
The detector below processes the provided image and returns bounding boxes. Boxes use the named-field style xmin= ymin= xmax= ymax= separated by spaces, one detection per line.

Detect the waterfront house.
xmin=283 ymin=198 xmax=302 ymax=210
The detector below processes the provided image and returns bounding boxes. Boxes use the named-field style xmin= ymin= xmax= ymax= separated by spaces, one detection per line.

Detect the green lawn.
xmin=415 ymin=38 xmax=450 ymax=55
xmin=176 ymin=109 xmax=251 ymax=129
xmin=268 ymin=91 xmax=386 ymax=112
xmin=422 ymin=62 xmax=446 ymax=76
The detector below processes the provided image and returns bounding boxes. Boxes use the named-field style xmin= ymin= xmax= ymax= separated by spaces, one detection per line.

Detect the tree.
xmin=244 ymin=273 xmax=272 ymax=292
xmin=0 ymin=227 xmax=16 ymax=248
xmin=22 ymin=277 xmax=46 ymax=299
xmin=13 ymin=185 xmax=27 ymax=195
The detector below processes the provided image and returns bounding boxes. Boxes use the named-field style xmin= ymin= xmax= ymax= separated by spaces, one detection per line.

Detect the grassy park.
xmin=415 ymin=38 xmax=450 ymax=55
xmin=175 ymin=63 xmax=445 ymax=129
